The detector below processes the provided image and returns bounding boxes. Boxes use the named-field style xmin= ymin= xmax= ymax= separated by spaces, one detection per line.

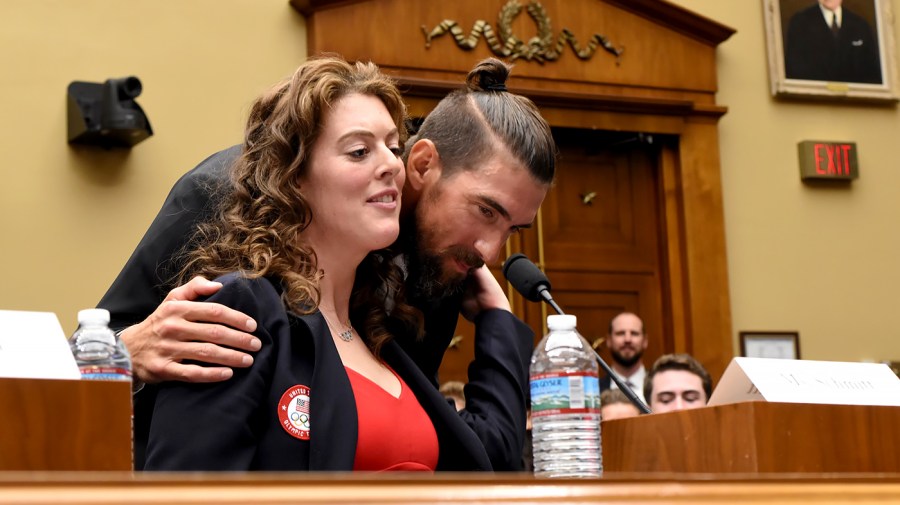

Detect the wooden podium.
xmin=602 ymin=401 xmax=900 ymax=473
xmin=0 ymin=378 xmax=132 ymax=471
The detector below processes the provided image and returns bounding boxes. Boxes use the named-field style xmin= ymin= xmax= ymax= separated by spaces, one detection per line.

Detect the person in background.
xmin=440 ymin=380 xmax=467 ymax=411
xmin=100 ymin=55 xmax=556 ymax=471
xmin=644 ymin=353 xmax=712 ymax=414
xmin=600 ymin=312 xmax=649 ymax=402
xmin=600 ymin=388 xmax=641 ymax=421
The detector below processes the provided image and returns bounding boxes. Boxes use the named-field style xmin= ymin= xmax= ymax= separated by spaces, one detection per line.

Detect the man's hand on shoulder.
xmin=460 ymin=265 xmax=512 ymax=322
xmin=120 ymin=276 xmax=260 ymax=384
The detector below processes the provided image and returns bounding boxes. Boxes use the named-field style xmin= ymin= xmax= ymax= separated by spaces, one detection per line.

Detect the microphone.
xmin=501 ymin=253 xmax=564 ymax=314
xmin=502 ymin=253 xmax=652 ymax=415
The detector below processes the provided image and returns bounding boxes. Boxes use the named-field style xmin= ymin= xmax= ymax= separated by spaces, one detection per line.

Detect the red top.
xmin=345 ymin=366 xmax=439 ymax=472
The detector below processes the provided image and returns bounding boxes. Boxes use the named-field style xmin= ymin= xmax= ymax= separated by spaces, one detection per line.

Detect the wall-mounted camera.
xmin=67 ymin=76 xmax=152 ymax=148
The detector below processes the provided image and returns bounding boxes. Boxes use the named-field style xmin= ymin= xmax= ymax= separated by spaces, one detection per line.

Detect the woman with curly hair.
xmin=143 ymin=56 xmax=491 ymax=472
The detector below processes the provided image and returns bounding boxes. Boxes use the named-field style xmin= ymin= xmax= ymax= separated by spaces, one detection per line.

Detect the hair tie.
xmin=484 ymin=83 xmax=507 ymax=92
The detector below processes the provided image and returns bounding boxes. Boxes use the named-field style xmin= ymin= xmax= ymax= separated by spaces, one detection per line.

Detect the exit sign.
xmin=798 ymin=141 xmax=859 ymax=181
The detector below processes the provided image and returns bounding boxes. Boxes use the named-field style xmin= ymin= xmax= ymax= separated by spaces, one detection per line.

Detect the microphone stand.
xmin=538 ymin=289 xmax=652 ymax=415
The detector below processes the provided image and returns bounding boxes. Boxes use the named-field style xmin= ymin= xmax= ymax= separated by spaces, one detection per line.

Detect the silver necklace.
xmin=321 ymin=311 xmax=354 ymax=342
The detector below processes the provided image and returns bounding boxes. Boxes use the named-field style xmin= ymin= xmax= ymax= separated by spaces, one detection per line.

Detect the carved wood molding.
xmin=395 ymin=76 xmax=728 ymax=118
xmin=420 ymin=0 xmax=624 ymax=64
xmin=291 ymin=0 xmax=736 ymax=49
xmin=289 ymin=0 xmax=351 ymax=17
xmin=604 ymin=0 xmax=735 ymax=46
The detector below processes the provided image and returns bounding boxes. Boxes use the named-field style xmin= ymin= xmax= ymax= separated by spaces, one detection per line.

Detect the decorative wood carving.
xmin=421 ymin=0 xmax=623 ymax=64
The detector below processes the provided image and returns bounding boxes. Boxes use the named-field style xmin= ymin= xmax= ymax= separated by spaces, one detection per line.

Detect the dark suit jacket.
xmin=599 ymin=374 xmax=612 ymax=393
xmin=98 ymin=146 xmax=240 ymax=333
xmin=144 ymin=274 xmax=530 ymax=471
xmin=599 ymin=373 xmax=645 ymax=405
xmin=98 ymin=147 xmax=532 ymax=471
xmin=784 ymin=4 xmax=882 ymax=83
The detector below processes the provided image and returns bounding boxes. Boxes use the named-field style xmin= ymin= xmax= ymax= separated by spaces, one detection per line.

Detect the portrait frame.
xmin=763 ymin=0 xmax=900 ymax=101
xmin=740 ymin=331 xmax=801 ymax=360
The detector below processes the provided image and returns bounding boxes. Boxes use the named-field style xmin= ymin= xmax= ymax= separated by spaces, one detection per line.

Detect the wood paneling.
xmin=4 ymin=472 xmax=900 ymax=504
xmin=603 ymin=403 xmax=900 ymax=473
xmin=540 ymin=129 xmax=661 ymax=274
xmin=299 ymin=0 xmax=729 ymax=95
xmin=0 ymin=378 xmax=132 ymax=471
xmin=519 ymin=129 xmax=668 ymax=376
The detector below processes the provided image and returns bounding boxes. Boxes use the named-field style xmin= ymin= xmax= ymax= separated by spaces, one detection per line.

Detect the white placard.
xmin=0 ymin=310 xmax=80 ymax=380
xmin=708 ymin=357 xmax=900 ymax=407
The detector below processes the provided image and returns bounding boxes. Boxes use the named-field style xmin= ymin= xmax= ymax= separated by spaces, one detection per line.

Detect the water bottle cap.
xmin=547 ymin=314 xmax=577 ymax=330
xmin=77 ymin=308 xmax=111 ymax=325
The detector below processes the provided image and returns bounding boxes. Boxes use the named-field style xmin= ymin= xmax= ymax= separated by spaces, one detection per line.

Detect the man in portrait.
xmin=784 ymin=0 xmax=882 ymax=83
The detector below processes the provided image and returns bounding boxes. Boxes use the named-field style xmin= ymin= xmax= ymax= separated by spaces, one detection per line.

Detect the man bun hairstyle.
xmin=467 ymin=59 xmax=510 ymax=92
xmin=407 ymin=58 xmax=555 ymax=185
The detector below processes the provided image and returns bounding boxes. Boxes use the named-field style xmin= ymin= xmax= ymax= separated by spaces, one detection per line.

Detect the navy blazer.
xmin=99 ymin=146 xmax=532 ymax=471
xmin=144 ymin=274 xmax=530 ymax=471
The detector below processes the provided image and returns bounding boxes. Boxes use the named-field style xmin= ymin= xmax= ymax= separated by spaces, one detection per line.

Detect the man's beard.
xmin=401 ymin=211 xmax=484 ymax=306
xmin=611 ymin=347 xmax=644 ymax=368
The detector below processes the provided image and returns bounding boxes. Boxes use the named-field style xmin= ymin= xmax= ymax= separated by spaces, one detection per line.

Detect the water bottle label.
xmin=531 ymin=372 xmax=600 ymax=418
xmin=79 ymin=366 xmax=132 ymax=381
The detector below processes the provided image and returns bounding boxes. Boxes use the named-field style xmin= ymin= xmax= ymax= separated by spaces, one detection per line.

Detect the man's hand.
xmin=460 ymin=265 xmax=512 ymax=321
xmin=120 ymin=276 xmax=259 ymax=384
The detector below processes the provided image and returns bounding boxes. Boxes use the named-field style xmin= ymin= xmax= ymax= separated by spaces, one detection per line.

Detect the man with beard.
xmin=600 ymin=312 xmax=649 ymax=403
xmin=97 ymin=57 xmax=555 ymax=471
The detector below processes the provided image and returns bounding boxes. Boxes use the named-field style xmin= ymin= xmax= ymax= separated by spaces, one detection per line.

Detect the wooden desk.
xmin=602 ymin=402 xmax=900 ymax=473
xmin=5 ymin=396 xmax=899 ymax=503
xmin=1 ymin=473 xmax=900 ymax=504
xmin=0 ymin=378 xmax=132 ymax=471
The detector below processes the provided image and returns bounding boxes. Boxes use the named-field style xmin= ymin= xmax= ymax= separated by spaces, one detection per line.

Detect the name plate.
xmin=0 ymin=310 xmax=80 ymax=380
xmin=708 ymin=357 xmax=900 ymax=407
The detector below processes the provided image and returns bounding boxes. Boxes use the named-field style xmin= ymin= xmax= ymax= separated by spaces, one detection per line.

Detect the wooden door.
xmin=439 ymin=128 xmax=669 ymax=384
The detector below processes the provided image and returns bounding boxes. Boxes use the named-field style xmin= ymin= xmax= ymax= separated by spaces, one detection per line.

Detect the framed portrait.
xmin=763 ymin=0 xmax=900 ymax=101
xmin=740 ymin=331 xmax=801 ymax=359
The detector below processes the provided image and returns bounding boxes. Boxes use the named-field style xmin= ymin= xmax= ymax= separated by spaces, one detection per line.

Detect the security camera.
xmin=67 ymin=76 xmax=153 ymax=148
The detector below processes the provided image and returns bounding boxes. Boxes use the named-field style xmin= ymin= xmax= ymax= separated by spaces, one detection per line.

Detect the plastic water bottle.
xmin=70 ymin=308 xmax=132 ymax=381
xmin=530 ymin=314 xmax=602 ymax=478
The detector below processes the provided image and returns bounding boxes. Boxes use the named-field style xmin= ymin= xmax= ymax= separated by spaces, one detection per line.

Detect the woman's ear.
xmin=405 ymin=139 xmax=441 ymax=191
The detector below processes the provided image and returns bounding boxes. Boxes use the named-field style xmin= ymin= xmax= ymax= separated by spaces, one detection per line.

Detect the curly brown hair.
xmin=177 ymin=55 xmax=421 ymax=356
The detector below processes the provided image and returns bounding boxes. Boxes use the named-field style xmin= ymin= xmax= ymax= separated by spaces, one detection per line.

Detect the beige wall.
xmin=3 ymin=1 xmax=899 ymax=365
xmin=670 ymin=0 xmax=900 ymax=364
xmin=0 ymin=1 xmax=306 ymax=333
